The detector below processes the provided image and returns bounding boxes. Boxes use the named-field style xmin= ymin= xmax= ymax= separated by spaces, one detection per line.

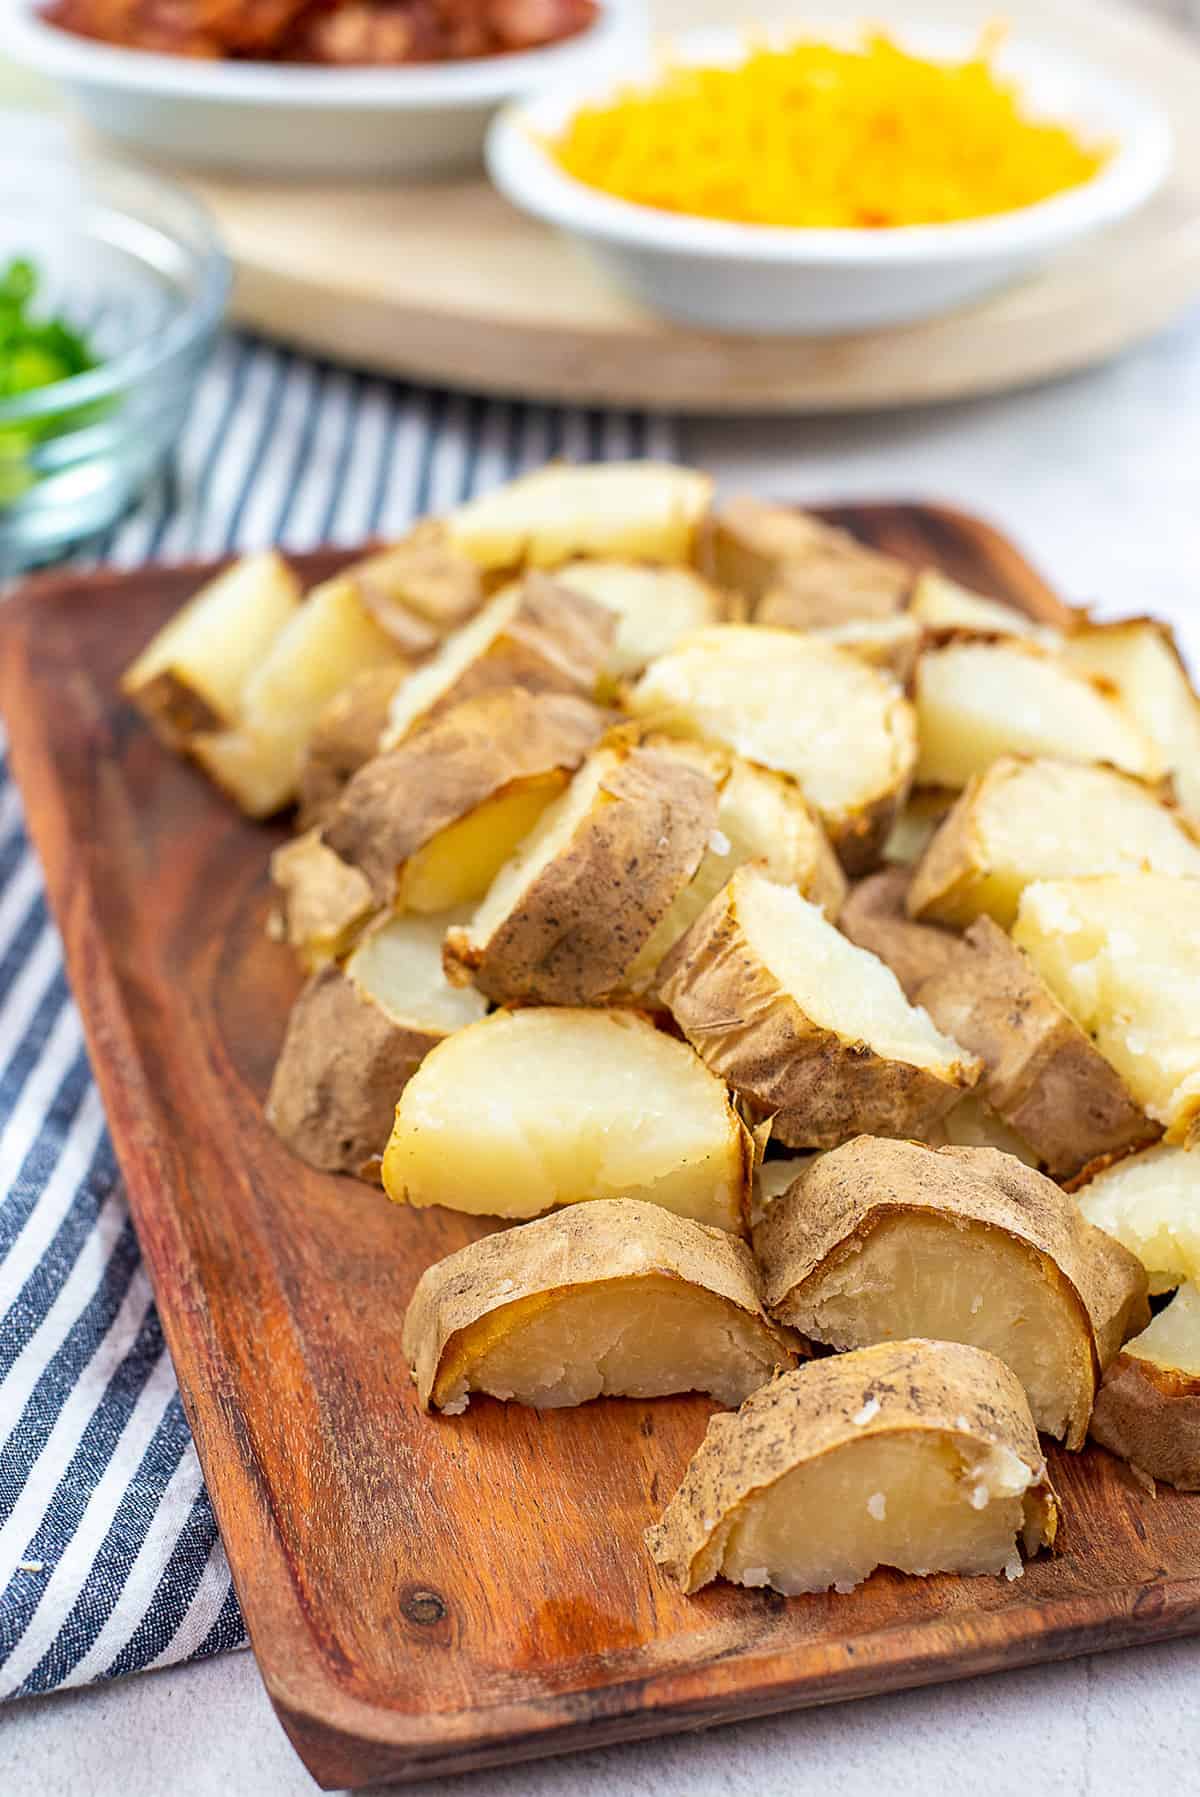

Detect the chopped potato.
xmin=324 ymin=689 xmax=606 ymax=911
xmin=915 ymin=640 xmax=1164 ymax=789
xmin=403 ymin=1199 xmax=795 ymax=1413
xmin=191 ymin=573 xmax=401 ymax=817
xmin=701 ymin=498 xmax=910 ymax=623
xmin=269 ymin=828 xmax=377 ymax=972
xmin=1073 ymin=1144 xmax=1200 ymax=1294
xmin=882 ymin=791 xmax=955 ymax=867
xmin=656 ymin=866 xmax=979 ymax=1150
xmin=754 ymin=1137 xmax=1148 ymax=1445
xmin=908 ymin=757 xmax=1200 ymax=929
xmin=908 ymin=569 xmax=1065 ymax=645
xmin=1013 ymin=876 xmax=1200 ymax=1142
xmin=1063 ymin=617 xmax=1200 ymax=822
xmin=296 ymin=663 xmax=410 ymax=831
xmin=122 ymin=551 xmax=301 ymax=748
xmin=838 ymin=865 xmax=965 ymax=1002
xmin=382 ymin=1006 xmax=753 ymax=1233
xmin=380 ymin=574 xmax=614 ymax=750
xmin=553 ymin=560 xmax=725 ymax=686
xmin=446 ymin=463 xmax=713 ymax=570
xmin=1090 ymin=1282 xmax=1200 ymax=1490
xmin=625 ymin=754 xmax=847 ymax=990
xmin=645 ymin=1340 xmax=1058 ymax=1595
xmin=344 ymin=521 xmax=483 ymax=633
xmin=266 ymin=908 xmax=485 ymax=1177
xmin=807 ymin=614 xmax=922 ymax=683
xmin=444 ymin=736 xmax=717 ymax=1006
xmin=627 ymin=626 xmax=917 ymax=872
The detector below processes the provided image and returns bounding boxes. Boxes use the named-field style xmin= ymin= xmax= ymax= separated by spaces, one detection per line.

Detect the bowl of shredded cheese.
xmin=486 ymin=23 xmax=1170 ymax=334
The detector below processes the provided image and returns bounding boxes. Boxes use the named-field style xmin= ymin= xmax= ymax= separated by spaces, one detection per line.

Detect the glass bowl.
xmin=0 ymin=138 xmax=230 ymax=569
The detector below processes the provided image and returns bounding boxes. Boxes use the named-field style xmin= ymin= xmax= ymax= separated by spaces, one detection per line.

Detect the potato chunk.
xmin=121 ymin=551 xmax=301 ymax=749
xmin=266 ymin=909 xmax=485 ymax=1177
xmin=645 ymin=1340 xmax=1058 ymax=1596
xmin=1013 ymin=876 xmax=1200 ymax=1141
xmin=296 ymin=664 xmax=410 ymax=831
xmin=344 ymin=521 xmax=483 ymax=633
xmin=323 ymin=690 xmax=606 ymax=911
xmin=908 ymin=569 xmax=1064 ymax=644
xmin=805 ymin=615 xmax=922 ymax=683
xmin=403 ymin=1199 xmax=795 ymax=1413
xmin=191 ymin=573 xmax=401 ymax=817
xmin=1073 ymin=1144 xmax=1200 ymax=1294
xmin=446 ymin=463 xmax=713 ymax=571
xmin=626 ymin=755 xmax=847 ymax=990
xmin=627 ymin=627 xmax=917 ymax=872
xmin=915 ymin=641 xmax=1163 ymax=789
xmin=657 ymin=867 xmax=979 ymax=1150
xmin=913 ymin=916 xmax=1152 ymax=1179
xmin=380 ymin=574 xmax=614 ymax=750
xmin=444 ymin=737 xmax=717 ymax=1006
xmin=553 ymin=561 xmax=725 ymax=686
xmin=908 ymin=758 xmax=1200 ymax=929
xmin=754 ymin=1137 xmax=1148 ymax=1445
xmin=838 ymin=865 xmax=966 ymax=1002
xmin=381 ymin=1006 xmax=752 ymax=1233
xmin=701 ymin=499 xmax=910 ymax=623
xmin=1063 ymin=618 xmax=1200 ymax=821
xmin=269 ymin=828 xmax=377 ymax=971
xmin=1090 ymin=1282 xmax=1200 ymax=1489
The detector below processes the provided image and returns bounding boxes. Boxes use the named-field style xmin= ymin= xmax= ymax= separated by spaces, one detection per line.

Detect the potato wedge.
xmin=191 ymin=573 xmax=402 ymax=817
xmin=1073 ymin=1144 xmax=1200 ymax=1294
xmin=296 ymin=663 xmax=410 ymax=831
xmin=1090 ymin=1282 xmax=1200 ymax=1489
xmin=645 ymin=1339 xmax=1058 ymax=1596
xmin=269 ymin=828 xmax=377 ymax=972
xmin=914 ymin=916 xmax=1153 ymax=1179
xmin=1062 ymin=617 xmax=1200 ymax=822
xmin=627 ymin=626 xmax=917 ymax=872
xmin=908 ymin=569 xmax=1064 ymax=645
xmin=403 ymin=1199 xmax=795 ymax=1413
xmin=1013 ymin=876 xmax=1200 ymax=1142
xmin=625 ymin=754 xmax=847 ymax=991
xmin=446 ymin=462 xmax=713 ymax=571
xmin=553 ymin=560 xmax=725 ymax=687
xmin=266 ymin=909 xmax=485 ymax=1177
xmin=838 ymin=865 xmax=965 ymax=1002
xmin=443 ymin=736 xmax=718 ymax=1005
xmin=323 ymin=689 xmax=607 ymax=911
xmin=381 ymin=1006 xmax=753 ymax=1233
xmin=754 ymin=1137 xmax=1149 ymax=1445
xmin=121 ymin=551 xmax=301 ymax=749
xmin=380 ymin=573 xmax=614 ymax=750
xmin=656 ymin=866 xmax=979 ymax=1150
xmin=915 ymin=640 xmax=1164 ymax=789
xmin=701 ymin=498 xmax=910 ymax=622
xmin=907 ymin=757 xmax=1200 ymax=929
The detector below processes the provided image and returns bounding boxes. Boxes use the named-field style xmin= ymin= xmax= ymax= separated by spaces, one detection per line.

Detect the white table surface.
xmin=6 ymin=305 xmax=1200 ymax=1795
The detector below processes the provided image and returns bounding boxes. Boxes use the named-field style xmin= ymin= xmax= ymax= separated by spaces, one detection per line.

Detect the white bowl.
xmin=1 ymin=0 xmax=645 ymax=177
xmin=487 ymin=24 xmax=1172 ymax=335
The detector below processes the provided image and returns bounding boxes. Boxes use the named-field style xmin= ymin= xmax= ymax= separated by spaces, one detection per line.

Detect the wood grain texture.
xmin=2 ymin=506 xmax=1198 ymax=1792
xmin=167 ymin=0 xmax=1200 ymax=414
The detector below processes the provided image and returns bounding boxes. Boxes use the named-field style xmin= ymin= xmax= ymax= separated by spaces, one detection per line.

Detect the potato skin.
xmin=915 ymin=918 xmax=1156 ymax=1180
xmin=296 ymin=664 xmax=410 ymax=832
xmin=1090 ymin=1353 xmax=1200 ymax=1490
xmin=655 ymin=880 xmax=976 ymax=1150
xmin=127 ymin=669 xmax=224 ymax=751
xmin=324 ymin=689 xmax=608 ymax=905
xmin=266 ymin=965 xmax=439 ymax=1177
xmin=446 ymin=741 xmax=719 ymax=1006
xmin=645 ymin=1339 xmax=1058 ymax=1593
xmin=699 ymin=499 xmax=910 ymax=623
xmin=838 ymin=866 xmax=965 ymax=1002
xmin=269 ymin=828 xmax=377 ymax=971
xmin=753 ymin=1136 xmax=1150 ymax=1446
xmin=403 ymin=1197 xmax=796 ymax=1411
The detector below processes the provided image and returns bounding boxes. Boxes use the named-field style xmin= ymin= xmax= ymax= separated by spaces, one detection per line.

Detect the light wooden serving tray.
xmin=4 ymin=503 xmax=1200 ymax=1790
xmin=172 ymin=0 xmax=1200 ymax=413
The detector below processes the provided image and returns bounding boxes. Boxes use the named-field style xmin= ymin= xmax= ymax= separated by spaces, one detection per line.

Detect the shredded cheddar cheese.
xmin=550 ymin=31 xmax=1109 ymax=229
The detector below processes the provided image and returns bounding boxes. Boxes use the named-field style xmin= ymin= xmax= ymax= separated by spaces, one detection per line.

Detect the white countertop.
xmin=7 ymin=306 xmax=1200 ymax=1795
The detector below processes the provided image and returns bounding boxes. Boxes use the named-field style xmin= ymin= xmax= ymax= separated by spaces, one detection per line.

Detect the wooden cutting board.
xmin=4 ymin=504 xmax=1200 ymax=1792
xmin=175 ymin=0 xmax=1200 ymax=413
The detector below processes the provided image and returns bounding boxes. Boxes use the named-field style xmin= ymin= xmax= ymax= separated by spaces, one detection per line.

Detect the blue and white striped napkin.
xmin=0 ymin=333 xmax=676 ymax=1699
